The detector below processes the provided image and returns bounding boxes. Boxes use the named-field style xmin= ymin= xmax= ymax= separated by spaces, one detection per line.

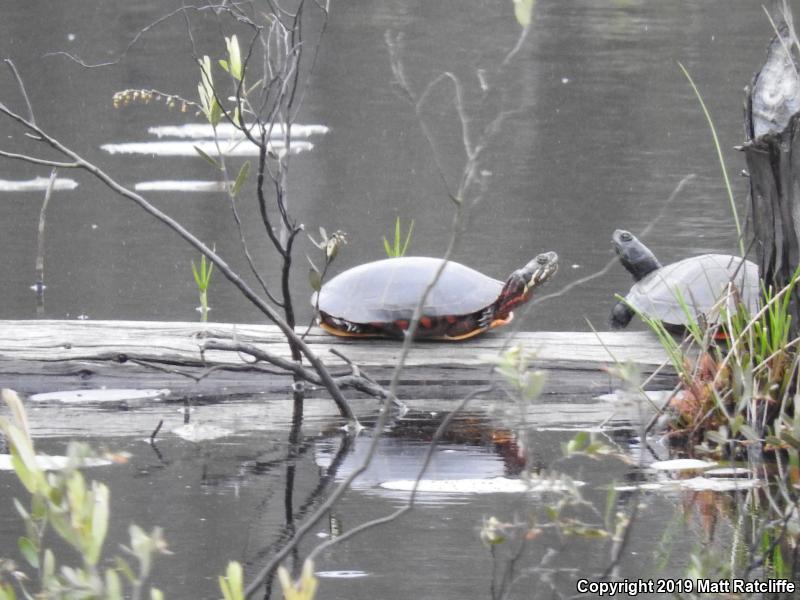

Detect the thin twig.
xmin=4 ymin=60 xmax=36 ymax=124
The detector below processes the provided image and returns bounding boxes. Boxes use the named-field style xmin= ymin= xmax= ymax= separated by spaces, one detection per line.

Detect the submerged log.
xmin=744 ymin=22 xmax=800 ymax=332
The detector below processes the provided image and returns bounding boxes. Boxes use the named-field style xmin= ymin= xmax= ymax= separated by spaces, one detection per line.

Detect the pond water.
xmin=0 ymin=392 xmax=754 ymax=600
xmin=0 ymin=1 xmax=791 ymax=598
xmin=0 ymin=0 xmax=775 ymax=331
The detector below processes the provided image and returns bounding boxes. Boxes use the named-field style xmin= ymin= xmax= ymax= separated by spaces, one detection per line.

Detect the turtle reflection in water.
xmin=610 ymin=229 xmax=760 ymax=331
xmin=312 ymin=252 xmax=559 ymax=340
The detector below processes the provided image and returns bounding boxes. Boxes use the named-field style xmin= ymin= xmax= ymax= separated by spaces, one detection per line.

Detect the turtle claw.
xmin=478 ymin=308 xmax=494 ymax=330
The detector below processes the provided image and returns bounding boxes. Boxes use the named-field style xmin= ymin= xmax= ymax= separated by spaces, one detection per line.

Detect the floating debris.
xmin=0 ymin=177 xmax=78 ymax=192
xmin=649 ymin=459 xmax=717 ymax=472
xmin=100 ymin=140 xmax=313 ymax=157
xmin=379 ymin=476 xmax=583 ymax=494
xmin=172 ymin=422 xmax=233 ymax=442
xmin=29 ymin=388 xmax=170 ymax=403
xmin=0 ymin=454 xmax=112 ymax=471
xmin=135 ymin=180 xmax=227 ymax=192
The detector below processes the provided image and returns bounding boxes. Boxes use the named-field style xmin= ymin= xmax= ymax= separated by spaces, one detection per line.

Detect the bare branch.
xmin=0 ymin=147 xmax=79 ymax=168
xmin=4 ymin=60 xmax=36 ymax=124
xmin=44 ymin=3 xmax=244 ymax=68
xmin=201 ymin=339 xmax=390 ymax=398
xmin=0 ymin=101 xmax=356 ymax=422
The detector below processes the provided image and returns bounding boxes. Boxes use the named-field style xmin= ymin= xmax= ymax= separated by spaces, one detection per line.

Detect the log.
xmin=0 ymin=320 xmax=677 ymax=439
xmin=0 ymin=319 xmax=673 ymax=395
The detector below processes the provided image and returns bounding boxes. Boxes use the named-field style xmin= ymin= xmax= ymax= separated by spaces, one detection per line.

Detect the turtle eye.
xmin=537 ymin=254 xmax=549 ymax=265
xmin=620 ymin=231 xmax=633 ymax=242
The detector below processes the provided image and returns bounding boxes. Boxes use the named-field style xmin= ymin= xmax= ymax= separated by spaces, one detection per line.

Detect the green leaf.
xmin=13 ymin=497 xmax=30 ymax=523
xmin=114 ymin=557 xmax=137 ymax=583
xmin=218 ymin=59 xmax=230 ymax=73
xmin=565 ymin=525 xmax=609 ymax=538
xmin=705 ymin=430 xmax=729 ymax=446
xmin=0 ymin=582 xmax=17 ymax=600
xmin=522 ymin=370 xmax=545 ymax=401
xmin=739 ymin=424 xmax=761 ymax=442
xmin=220 ymin=562 xmax=244 ymax=600
xmin=105 ymin=569 xmax=123 ymax=600
xmin=42 ymin=549 xmax=55 ymax=582
xmin=773 ymin=542 xmax=785 ymax=577
xmin=194 ymin=145 xmax=220 ymax=168
xmin=308 ymin=268 xmax=322 ymax=293
xmin=513 ymin=0 xmax=535 ymax=27
xmin=231 ymin=161 xmax=251 ymax=197
xmin=129 ymin=524 xmax=153 ymax=575
xmin=765 ymin=435 xmax=785 ymax=447
xmin=226 ymin=35 xmax=243 ymax=81
xmin=382 ymin=236 xmax=393 ymax=257
xmin=150 ymin=589 xmax=165 ymax=600
xmin=191 ymin=261 xmax=201 ymax=288
xmin=18 ymin=536 xmax=39 ymax=568
xmin=6 ymin=427 xmax=43 ymax=494
xmin=394 ymin=217 xmax=401 ymax=256
xmin=781 ymin=431 xmax=800 ymax=447
xmin=2 ymin=389 xmax=31 ymax=441
xmin=566 ymin=431 xmax=589 ymax=454
xmin=198 ymin=55 xmax=223 ymax=127
xmin=400 ymin=219 xmax=415 ymax=256
xmin=87 ymin=482 xmax=109 ymax=566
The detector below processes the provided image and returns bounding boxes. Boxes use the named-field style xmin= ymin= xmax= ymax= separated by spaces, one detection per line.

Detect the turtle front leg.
xmin=610 ymin=300 xmax=634 ymax=329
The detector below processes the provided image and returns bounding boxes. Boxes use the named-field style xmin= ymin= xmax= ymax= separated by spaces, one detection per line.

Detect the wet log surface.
xmin=0 ymin=320 xmax=675 ymax=399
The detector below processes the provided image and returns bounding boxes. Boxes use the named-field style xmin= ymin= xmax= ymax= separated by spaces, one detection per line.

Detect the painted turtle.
xmin=313 ymin=252 xmax=558 ymax=340
xmin=610 ymin=229 xmax=760 ymax=330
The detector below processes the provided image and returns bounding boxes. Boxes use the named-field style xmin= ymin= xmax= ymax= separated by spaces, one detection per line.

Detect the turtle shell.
xmin=625 ymin=254 xmax=759 ymax=326
xmin=313 ymin=257 xmax=503 ymax=324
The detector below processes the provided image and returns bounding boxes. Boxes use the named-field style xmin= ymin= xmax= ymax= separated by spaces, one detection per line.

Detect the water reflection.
xmin=100 ymin=139 xmax=314 ymax=157
xmin=0 ymin=177 xmax=78 ymax=192
xmin=314 ymin=410 xmax=527 ymax=505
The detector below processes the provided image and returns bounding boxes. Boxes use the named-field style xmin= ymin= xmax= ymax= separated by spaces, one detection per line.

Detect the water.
xmin=0 ymin=395 xmax=731 ymax=599
xmin=0 ymin=0 xmax=773 ymax=331
xmin=0 ymin=1 xmax=787 ymax=597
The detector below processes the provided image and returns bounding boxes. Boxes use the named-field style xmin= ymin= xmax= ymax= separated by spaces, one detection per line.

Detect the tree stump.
xmin=743 ymin=23 xmax=800 ymax=333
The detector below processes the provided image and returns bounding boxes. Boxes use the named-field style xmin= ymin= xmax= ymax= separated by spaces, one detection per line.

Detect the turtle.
xmin=312 ymin=252 xmax=558 ymax=340
xmin=610 ymin=229 xmax=760 ymax=331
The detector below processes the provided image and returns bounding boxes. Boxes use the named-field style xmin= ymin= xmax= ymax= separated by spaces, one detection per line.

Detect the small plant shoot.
xmin=191 ymin=253 xmax=214 ymax=322
xmin=382 ymin=217 xmax=415 ymax=258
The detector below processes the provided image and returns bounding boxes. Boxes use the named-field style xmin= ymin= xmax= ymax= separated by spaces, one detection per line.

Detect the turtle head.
xmin=612 ymin=229 xmax=661 ymax=281
xmin=495 ymin=251 xmax=559 ymax=317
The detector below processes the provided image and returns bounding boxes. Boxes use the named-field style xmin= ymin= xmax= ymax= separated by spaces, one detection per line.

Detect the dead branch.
xmin=0 ymin=95 xmax=356 ymax=424
xmin=201 ymin=339 xmax=391 ymax=399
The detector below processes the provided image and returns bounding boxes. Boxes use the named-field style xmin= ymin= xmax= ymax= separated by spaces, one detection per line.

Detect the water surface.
xmin=0 ymin=0 xmax=773 ymax=331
